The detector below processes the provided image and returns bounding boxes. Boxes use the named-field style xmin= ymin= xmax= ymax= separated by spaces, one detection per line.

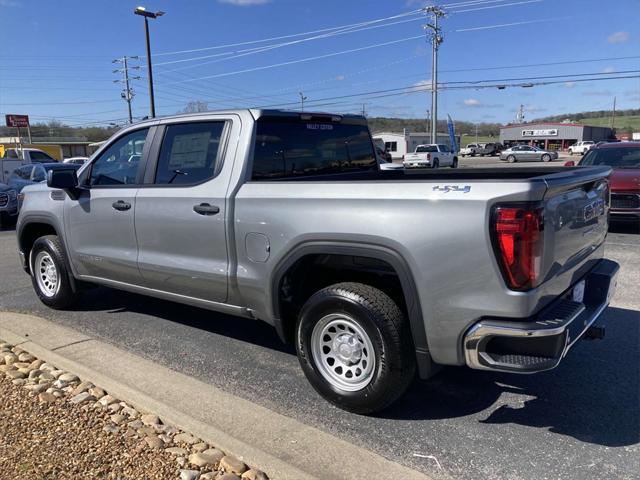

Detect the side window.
xmin=32 ymin=165 xmax=46 ymax=182
xmin=385 ymin=141 xmax=397 ymax=152
xmin=29 ymin=151 xmax=55 ymax=162
xmin=154 ymin=122 xmax=225 ymax=185
xmin=89 ymin=128 xmax=149 ymax=186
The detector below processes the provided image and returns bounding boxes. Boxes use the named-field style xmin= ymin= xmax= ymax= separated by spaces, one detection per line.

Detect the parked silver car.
xmin=500 ymin=145 xmax=558 ymax=163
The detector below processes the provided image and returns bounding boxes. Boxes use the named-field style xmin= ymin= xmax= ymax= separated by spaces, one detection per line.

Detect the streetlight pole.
xmin=134 ymin=6 xmax=164 ymax=119
xmin=299 ymin=91 xmax=307 ymax=112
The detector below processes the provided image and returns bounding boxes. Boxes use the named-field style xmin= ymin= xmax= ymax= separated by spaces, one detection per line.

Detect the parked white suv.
xmin=568 ymin=141 xmax=595 ymax=155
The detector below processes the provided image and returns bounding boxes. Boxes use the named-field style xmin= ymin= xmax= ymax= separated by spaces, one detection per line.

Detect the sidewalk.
xmin=0 ymin=311 xmax=434 ymax=480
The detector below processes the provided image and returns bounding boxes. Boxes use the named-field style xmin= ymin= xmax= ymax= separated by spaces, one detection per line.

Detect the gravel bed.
xmin=0 ymin=340 xmax=269 ymax=480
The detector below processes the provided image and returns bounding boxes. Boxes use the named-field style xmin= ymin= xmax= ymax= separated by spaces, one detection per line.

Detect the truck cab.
xmin=1 ymin=148 xmax=58 ymax=183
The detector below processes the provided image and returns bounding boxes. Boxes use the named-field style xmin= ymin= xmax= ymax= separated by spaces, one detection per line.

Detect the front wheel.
xmin=542 ymin=154 xmax=551 ymax=162
xmin=30 ymin=235 xmax=79 ymax=309
xmin=296 ymin=282 xmax=416 ymax=414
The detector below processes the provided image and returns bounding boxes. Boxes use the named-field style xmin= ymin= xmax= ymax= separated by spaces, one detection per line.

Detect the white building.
xmin=372 ymin=132 xmax=460 ymax=160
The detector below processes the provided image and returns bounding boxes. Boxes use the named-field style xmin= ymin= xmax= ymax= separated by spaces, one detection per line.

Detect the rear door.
xmin=64 ymin=127 xmax=152 ymax=284
xmin=135 ymin=118 xmax=236 ymax=302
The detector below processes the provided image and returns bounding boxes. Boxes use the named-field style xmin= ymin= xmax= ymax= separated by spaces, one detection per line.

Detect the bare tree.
xmin=181 ymin=101 xmax=210 ymax=113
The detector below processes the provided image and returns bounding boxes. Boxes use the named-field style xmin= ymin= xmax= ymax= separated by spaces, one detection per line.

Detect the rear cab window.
xmin=252 ymin=115 xmax=376 ymax=180
xmin=416 ymin=145 xmax=437 ymax=153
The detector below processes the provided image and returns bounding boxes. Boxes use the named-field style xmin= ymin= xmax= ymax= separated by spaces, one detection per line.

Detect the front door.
xmin=64 ymin=127 xmax=151 ymax=284
xmin=135 ymin=119 xmax=234 ymax=303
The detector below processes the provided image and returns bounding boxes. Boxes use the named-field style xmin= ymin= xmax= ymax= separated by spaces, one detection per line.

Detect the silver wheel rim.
xmin=310 ymin=313 xmax=376 ymax=392
xmin=34 ymin=251 xmax=59 ymax=298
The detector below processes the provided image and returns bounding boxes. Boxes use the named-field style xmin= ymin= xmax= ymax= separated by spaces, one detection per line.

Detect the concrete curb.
xmin=0 ymin=311 xmax=434 ymax=480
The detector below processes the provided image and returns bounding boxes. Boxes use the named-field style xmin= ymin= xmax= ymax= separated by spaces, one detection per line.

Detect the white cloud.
xmin=410 ymin=80 xmax=432 ymax=92
xmin=0 ymin=0 xmax=20 ymax=6
xmin=564 ymin=81 xmax=576 ymax=88
xmin=218 ymin=0 xmax=270 ymax=5
xmin=583 ymin=90 xmax=613 ymax=97
xmin=602 ymin=66 xmax=616 ymax=73
xmin=464 ymin=98 xmax=481 ymax=107
xmin=607 ymin=31 xmax=629 ymax=44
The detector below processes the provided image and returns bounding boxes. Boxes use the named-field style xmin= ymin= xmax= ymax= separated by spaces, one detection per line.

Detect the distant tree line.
xmin=531 ymin=108 xmax=639 ymax=123
xmin=367 ymin=117 xmax=502 ymax=137
xmin=0 ymin=120 xmax=119 ymax=143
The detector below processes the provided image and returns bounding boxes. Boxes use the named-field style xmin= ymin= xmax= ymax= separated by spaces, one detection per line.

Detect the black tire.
xmin=542 ymin=154 xmax=551 ymax=162
xmin=451 ymin=157 xmax=458 ymax=168
xmin=432 ymin=159 xmax=440 ymax=169
xmin=296 ymin=282 xmax=416 ymax=414
xmin=29 ymin=235 xmax=78 ymax=309
xmin=507 ymin=155 xmax=517 ymax=163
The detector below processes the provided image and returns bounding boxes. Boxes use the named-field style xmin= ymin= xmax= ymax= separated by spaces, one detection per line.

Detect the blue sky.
xmin=0 ymin=0 xmax=638 ymax=127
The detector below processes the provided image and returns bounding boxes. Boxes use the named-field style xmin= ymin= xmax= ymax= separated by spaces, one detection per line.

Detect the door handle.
xmin=112 ymin=200 xmax=131 ymax=211
xmin=193 ymin=203 xmax=220 ymax=216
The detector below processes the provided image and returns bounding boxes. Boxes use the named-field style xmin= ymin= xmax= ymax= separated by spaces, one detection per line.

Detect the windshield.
xmin=581 ymin=147 xmax=640 ymax=168
xmin=416 ymin=145 xmax=437 ymax=153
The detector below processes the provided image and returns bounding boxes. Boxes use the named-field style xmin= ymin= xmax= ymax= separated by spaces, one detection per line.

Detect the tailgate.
xmin=540 ymin=166 xmax=611 ymax=284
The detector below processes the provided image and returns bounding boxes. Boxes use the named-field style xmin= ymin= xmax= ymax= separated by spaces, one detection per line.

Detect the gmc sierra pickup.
xmin=16 ymin=109 xmax=619 ymax=414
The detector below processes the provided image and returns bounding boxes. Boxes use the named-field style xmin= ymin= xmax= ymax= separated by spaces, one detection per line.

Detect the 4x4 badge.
xmin=432 ymin=185 xmax=471 ymax=193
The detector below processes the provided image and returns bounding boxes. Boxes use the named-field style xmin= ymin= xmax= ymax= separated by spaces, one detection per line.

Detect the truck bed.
xmin=255 ymin=167 xmax=598 ymax=182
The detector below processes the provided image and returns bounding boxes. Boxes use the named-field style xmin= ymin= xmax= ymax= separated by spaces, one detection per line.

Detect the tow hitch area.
xmin=583 ymin=325 xmax=606 ymax=340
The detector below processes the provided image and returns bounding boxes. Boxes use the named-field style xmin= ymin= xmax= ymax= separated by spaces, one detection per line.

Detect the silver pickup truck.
xmin=16 ymin=109 xmax=619 ymax=414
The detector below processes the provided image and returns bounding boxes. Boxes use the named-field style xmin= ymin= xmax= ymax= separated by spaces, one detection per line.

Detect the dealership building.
xmin=499 ymin=123 xmax=614 ymax=151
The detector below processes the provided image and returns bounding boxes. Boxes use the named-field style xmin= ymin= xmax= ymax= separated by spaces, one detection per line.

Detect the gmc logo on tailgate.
xmin=582 ymin=198 xmax=605 ymax=222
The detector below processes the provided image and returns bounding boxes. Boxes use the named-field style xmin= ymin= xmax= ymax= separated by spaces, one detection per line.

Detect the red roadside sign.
xmin=5 ymin=114 xmax=30 ymax=128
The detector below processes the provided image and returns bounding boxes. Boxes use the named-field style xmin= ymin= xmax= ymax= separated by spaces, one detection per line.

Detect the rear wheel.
xmin=30 ymin=235 xmax=79 ymax=309
xmin=451 ymin=157 xmax=458 ymax=168
xmin=432 ymin=159 xmax=440 ymax=169
xmin=296 ymin=282 xmax=416 ymax=414
xmin=507 ymin=155 xmax=517 ymax=163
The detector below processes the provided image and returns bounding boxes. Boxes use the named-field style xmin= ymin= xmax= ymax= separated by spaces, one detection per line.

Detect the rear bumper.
xmin=463 ymin=259 xmax=619 ymax=373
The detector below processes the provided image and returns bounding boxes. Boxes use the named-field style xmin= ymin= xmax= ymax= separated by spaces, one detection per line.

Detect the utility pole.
xmin=113 ymin=56 xmax=141 ymax=124
xmin=361 ymin=103 xmax=367 ymax=117
xmin=475 ymin=123 xmax=478 ymax=144
xmin=426 ymin=109 xmax=430 ymax=133
xmin=516 ymin=104 xmax=525 ymax=123
xmin=610 ymin=96 xmax=617 ymax=130
xmin=299 ymin=91 xmax=307 ymax=112
xmin=423 ymin=5 xmax=445 ymax=144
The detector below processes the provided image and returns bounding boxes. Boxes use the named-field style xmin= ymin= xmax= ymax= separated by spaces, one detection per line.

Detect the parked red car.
xmin=565 ymin=142 xmax=640 ymax=225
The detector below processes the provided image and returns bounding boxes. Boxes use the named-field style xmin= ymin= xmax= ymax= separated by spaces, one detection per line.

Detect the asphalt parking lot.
xmin=0 ymin=220 xmax=637 ymax=480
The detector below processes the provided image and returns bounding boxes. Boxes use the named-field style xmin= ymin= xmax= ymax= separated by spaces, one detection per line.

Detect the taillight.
xmin=491 ymin=205 xmax=544 ymax=290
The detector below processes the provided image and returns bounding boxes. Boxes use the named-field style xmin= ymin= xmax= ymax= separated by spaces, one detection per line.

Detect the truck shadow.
xmin=76 ymin=287 xmax=295 ymax=355
xmin=382 ymin=305 xmax=639 ymax=448
xmin=73 ymin=288 xmax=637 ymax=448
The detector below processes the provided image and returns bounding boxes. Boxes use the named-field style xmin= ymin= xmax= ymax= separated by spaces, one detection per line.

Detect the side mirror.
xmin=47 ymin=168 xmax=80 ymax=198
xmin=564 ymin=160 xmax=576 ymax=167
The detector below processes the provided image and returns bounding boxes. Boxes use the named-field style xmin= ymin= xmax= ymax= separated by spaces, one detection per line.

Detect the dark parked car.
xmin=477 ymin=142 xmax=503 ymax=156
xmin=565 ymin=142 xmax=640 ymax=225
xmin=8 ymin=163 xmax=81 ymax=194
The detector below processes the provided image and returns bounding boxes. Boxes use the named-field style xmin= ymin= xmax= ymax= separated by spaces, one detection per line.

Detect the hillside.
xmin=532 ymin=108 xmax=640 ymax=131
